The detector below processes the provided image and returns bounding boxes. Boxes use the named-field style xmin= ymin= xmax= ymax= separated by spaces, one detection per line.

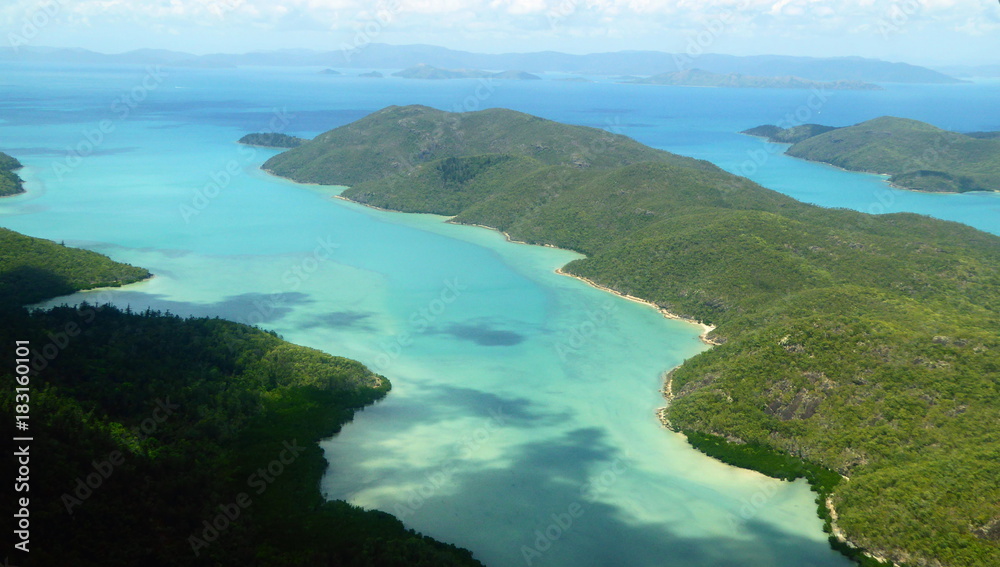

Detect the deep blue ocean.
xmin=1 ymin=62 xmax=997 ymax=567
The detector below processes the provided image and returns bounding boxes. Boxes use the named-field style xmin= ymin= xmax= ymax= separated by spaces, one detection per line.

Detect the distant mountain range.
xmin=628 ymin=68 xmax=882 ymax=90
xmin=0 ymin=44 xmax=962 ymax=84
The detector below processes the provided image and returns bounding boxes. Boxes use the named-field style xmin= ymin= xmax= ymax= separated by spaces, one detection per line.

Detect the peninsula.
xmin=238 ymin=132 xmax=308 ymax=148
xmin=743 ymin=116 xmax=1000 ymax=193
xmin=264 ymin=104 xmax=1000 ymax=567
xmin=0 ymin=151 xmax=25 ymax=196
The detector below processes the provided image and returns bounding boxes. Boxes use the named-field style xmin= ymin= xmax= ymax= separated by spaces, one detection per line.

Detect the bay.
xmin=3 ymin=63 xmax=995 ymax=566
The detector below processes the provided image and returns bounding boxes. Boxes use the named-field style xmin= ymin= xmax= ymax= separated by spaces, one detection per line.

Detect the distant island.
xmin=628 ymin=69 xmax=882 ymax=90
xmin=392 ymin=64 xmax=541 ymax=80
xmin=238 ymin=132 xmax=308 ymax=148
xmin=263 ymin=105 xmax=1000 ymax=567
xmin=743 ymin=116 xmax=1000 ymax=193
xmin=0 ymin=151 xmax=25 ymax=196
xmin=319 ymin=68 xmax=341 ymax=75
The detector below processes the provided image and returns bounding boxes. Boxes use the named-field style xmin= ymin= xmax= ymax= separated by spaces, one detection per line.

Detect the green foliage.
xmin=0 ymin=229 xmax=482 ymax=565
xmin=966 ymin=131 xmax=1000 ymax=140
xmin=743 ymin=124 xmax=841 ymax=143
xmin=238 ymin=132 xmax=308 ymax=148
xmin=683 ymin=431 xmax=843 ymax=495
xmin=0 ymin=305 xmax=481 ymax=566
xmin=0 ymin=150 xmax=25 ymax=196
xmin=265 ymin=105 xmax=1000 ymax=566
xmin=776 ymin=116 xmax=1000 ymax=193
xmin=0 ymin=227 xmax=150 ymax=308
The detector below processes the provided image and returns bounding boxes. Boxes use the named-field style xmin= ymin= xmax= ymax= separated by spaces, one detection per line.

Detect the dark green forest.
xmin=0 ymin=229 xmax=483 ymax=566
xmin=746 ymin=116 xmax=1000 ymax=193
xmin=0 ymin=151 xmax=25 ymax=197
xmin=266 ymin=105 xmax=1000 ymax=567
xmin=238 ymin=133 xmax=309 ymax=148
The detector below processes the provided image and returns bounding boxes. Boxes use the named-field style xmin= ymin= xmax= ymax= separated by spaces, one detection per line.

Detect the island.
xmin=392 ymin=64 xmax=541 ymax=81
xmin=741 ymin=123 xmax=840 ymax=143
xmin=744 ymin=116 xmax=1000 ymax=193
xmin=0 ymin=226 xmax=483 ymax=564
xmin=238 ymin=132 xmax=308 ymax=148
xmin=0 ymin=151 xmax=25 ymax=196
xmin=628 ymin=68 xmax=883 ymax=90
xmin=358 ymin=70 xmax=383 ymax=78
xmin=319 ymin=68 xmax=341 ymax=75
xmin=264 ymin=104 xmax=1000 ymax=567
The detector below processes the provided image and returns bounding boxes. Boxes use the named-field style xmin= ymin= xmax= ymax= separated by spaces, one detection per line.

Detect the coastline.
xmin=739 ymin=136 xmax=992 ymax=195
xmin=283 ymin=176 xmax=893 ymax=567
xmin=553 ymin=267 xmax=719 ymax=345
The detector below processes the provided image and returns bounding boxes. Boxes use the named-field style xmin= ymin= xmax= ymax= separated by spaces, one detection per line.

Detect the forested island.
xmin=0 ymin=226 xmax=483 ymax=565
xmin=743 ymin=116 xmax=1000 ymax=193
xmin=264 ymin=105 xmax=1000 ymax=567
xmin=238 ymin=132 xmax=308 ymax=148
xmin=628 ymin=69 xmax=882 ymax=90
xmin=0 ymin=151 xmax=26 ymax=196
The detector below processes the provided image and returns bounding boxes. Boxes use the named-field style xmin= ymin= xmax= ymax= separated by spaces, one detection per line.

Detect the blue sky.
xmin=3 ymin=0 xmax=999 ymax=66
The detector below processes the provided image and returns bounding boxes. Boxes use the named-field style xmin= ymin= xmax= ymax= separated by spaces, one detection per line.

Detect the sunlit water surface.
xmin=3 ymin=64 xmax=997 ymax=566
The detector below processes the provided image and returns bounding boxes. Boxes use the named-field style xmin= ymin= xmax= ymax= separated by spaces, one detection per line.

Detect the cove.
xmin=10 ymin=63 xmax=997 ymax=566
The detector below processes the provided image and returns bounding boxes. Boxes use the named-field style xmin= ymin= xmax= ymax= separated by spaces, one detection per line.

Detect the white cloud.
xmin=0 ymin=0 xmax=993 ymax=61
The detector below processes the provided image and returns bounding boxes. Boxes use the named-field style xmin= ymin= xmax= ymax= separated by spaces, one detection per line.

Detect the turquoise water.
xmin=3 ymin=63 xmax=997 ymax=566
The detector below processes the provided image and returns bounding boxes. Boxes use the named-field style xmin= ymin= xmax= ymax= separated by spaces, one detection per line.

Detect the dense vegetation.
xmin=263 ymin=104 xmax=714 ymax=187
xmin=392 ymin=64 xmax=540 ymax=80
xmin=0 ymin=150 xmax=26 ymax=196
xmin=0 ymin=231 xmax=484 ymax=566
xmin=238 ymin=132 xmax=308 ymax=148
xmin=966 ymin=131 xmax=1000 ymax=140
xmin=749 ymin=116 xmax=1000 ymax=193
xmin=266 ymin=105 xmax=1000 ymax=567
xmin=742 ymin=123 xmax=841 ymax=143
xmin=629 ymin=69 xmax=881 ymax=90
xmin=0 ymin=227 xmax=150 ymax=307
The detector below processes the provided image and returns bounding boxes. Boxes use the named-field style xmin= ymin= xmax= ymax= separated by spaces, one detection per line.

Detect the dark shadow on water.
xmin=300 ymin=310 xmax=375 ymax=330
xmin=379 ymin=426 xmax=853 ymax=567
xmin=430 ymin=321 xmax=525 ymax=346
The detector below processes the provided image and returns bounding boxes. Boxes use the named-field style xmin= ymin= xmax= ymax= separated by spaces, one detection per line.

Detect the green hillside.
xmin=238 ymin=132 xmax=308 ymax=148
xmin=742 ymin=123 xmax=840 ymax=143
xmin=0 ymin=227 xmax=150 ymax=307
xmin=262 ymin=104 xmax=714 ymax=186
xmin=265 ymin=105 xmax=1000 ymax=567
xmin=0 ymin=150 xmax=25 ymax=196
xmin=753 ymin=117 xmax=1000 ymax=193
xmin=0 ymin=228 xmax=484 ymax=566
xmin=629 ymin=69 xmax=881 ymax=90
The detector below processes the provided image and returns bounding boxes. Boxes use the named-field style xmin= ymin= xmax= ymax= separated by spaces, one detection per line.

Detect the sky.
xmin=2 ymin=0 xmax=999 ymax=66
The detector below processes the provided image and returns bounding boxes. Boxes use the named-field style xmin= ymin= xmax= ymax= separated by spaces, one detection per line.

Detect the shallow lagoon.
xmin=3 ymin=64 xmax=997 ymax=566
